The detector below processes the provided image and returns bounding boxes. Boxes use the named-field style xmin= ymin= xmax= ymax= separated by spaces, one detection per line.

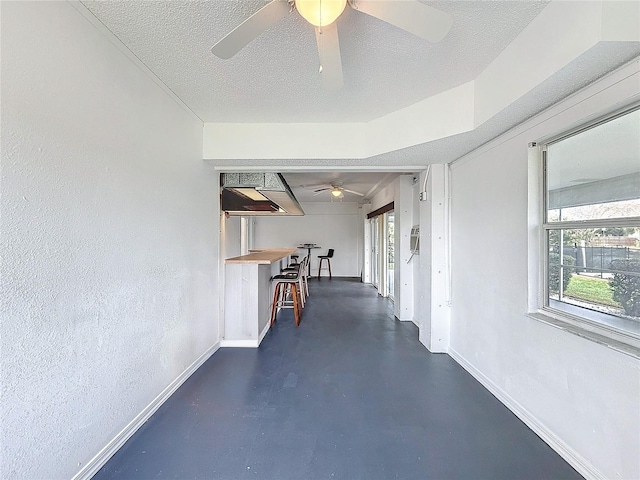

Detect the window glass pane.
xmin=546 ymin=109 xmax=640 ymax=222
xmin=387 ymin=212 xmax=394 ymax=299
xmin=547 ymin=199 xmax=640 ymax=223
xmin=547 ymin=228 xmax=640 ymax=323
xmin=372 ymin=218 xmax=379 ymax=288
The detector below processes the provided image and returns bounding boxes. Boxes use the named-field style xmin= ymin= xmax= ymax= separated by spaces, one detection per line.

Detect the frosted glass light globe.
xmin=296 ymin=0 xmax=347 ymax=27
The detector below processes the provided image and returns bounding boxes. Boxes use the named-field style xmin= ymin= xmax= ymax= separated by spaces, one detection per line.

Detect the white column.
xmin=418 ymin=164 xmax=451 ymax=352
xmin=395 ymin=175 xmax=415 ymax=321
xmin=362 ymin=204 xmax=372 ymax=283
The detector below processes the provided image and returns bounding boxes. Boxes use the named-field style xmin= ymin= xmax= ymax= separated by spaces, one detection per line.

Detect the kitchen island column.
xmin=222 ymin=249 xmax=296 ymax=347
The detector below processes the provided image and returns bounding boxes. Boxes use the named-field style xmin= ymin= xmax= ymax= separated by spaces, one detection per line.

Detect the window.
xmin=538 ymin=106 xmax=640 ymax=353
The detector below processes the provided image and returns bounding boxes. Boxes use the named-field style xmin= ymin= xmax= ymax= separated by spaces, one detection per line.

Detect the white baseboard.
xmin=220 ymin=323 xmax=271 ymax=348
xmin=448 ymin=348 xmax=603 ymax=480
xmin=72 ymin=341 xmax=221 ymax=480
xmin=220 ymin=339 xmax=259 ymax=348
xmin=258 ymin=322 xmax=270 ymax=344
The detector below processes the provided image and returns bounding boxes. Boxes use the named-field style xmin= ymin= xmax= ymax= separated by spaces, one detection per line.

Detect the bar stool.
xmin=317 ymin=249 xmax=334 ymax=279
xmin=270 ymin=267 xmax=303 ymax=327
xmin=281 ymin=255 xmax=310 ymax=307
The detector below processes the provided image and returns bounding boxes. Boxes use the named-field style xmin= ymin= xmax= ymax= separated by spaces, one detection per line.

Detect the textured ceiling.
xmin=81 ymin=0 xmax=639 ymax=202
xmin=82 ymin=0 xmax=549 ymax=123
xmin=282 ymin=171 xmax=404 ymax=203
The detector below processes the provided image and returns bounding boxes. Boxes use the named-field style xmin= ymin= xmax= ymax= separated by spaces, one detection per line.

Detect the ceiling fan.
xmin=211 ymin=0 xmax=453 ymax=90
xmin=310 ymin=184 xmax=365 ymax=199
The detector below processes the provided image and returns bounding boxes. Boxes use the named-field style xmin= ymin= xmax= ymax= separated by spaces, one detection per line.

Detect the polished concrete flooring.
xmin=94 ymin=278 xmax=581 ymax=480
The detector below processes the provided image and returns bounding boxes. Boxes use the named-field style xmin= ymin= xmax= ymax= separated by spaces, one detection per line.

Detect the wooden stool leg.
xmin=298 ymin=278 xmax=305 ymax=308
xmin=291 ymin=283 xmax=301 ymax=326
xmin=270 ymin=283 xmax=281 ymax=326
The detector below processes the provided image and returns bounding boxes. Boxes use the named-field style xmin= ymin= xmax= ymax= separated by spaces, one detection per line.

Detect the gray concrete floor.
xmin=94 ymin=278 xmax=581 ymax=480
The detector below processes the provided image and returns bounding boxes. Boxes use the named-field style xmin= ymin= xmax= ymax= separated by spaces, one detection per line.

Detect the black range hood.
xmin=221 ymin=173 xmax=304 ymax=216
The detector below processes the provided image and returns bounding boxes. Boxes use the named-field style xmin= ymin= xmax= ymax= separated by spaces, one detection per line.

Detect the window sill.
xmin=527 ymin=308 xmax=640 ymax=359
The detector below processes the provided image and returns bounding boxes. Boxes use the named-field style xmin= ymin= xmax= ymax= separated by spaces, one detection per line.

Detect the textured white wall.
xmin=1 ymin=3 xmax=219 ymax=478
xmin=415 ymin=170 xmax=432 ymax=346
xmin=416 ymin=165 xmax=450 ymax=353
xmin=448 ymin=62 xmax=640 ymax=479
xmin=393 ymin=175 xmax=415 ymax=321
xmin=253 ymin=202 xmax=361 ymax=277
xmin=223 ymin=216 xmax=242 ymax=260
xmin=370 ymin=182 xmax=396 ymax=211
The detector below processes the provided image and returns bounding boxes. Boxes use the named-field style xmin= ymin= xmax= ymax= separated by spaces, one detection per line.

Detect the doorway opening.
xmin=368 ymin=208 xmax=394 ymax=299
xmin=386 ymin=211 xmax=394 ymax=300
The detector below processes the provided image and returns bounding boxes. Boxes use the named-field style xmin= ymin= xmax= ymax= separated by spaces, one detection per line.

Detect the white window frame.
xmin=528 ymin=104 xmax=640 ymax=358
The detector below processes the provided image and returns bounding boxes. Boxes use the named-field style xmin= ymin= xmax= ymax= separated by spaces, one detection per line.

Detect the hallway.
xmin=94 ymin=279 xmax=580 ymax=479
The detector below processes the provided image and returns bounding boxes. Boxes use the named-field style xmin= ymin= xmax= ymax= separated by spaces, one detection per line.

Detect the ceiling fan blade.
xmin=342 ymin=188 xmax=365 ymax=196
xmin=351 ymin=0 xmax=452 ymax=43
xmin=315 ymin=24 xmax=343 ymax=91
xmin=211 ymin=0 xmax=291 ymax=59
xmin=313 ymin=187 xmax=331 ymax=193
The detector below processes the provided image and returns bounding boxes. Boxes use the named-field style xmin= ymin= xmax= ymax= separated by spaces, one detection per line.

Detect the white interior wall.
xmin=370 ymin=182 xmax=396 ymax=211
xmin=253 ymin=202 xmax=361 ymax=277
xmin=223 ymin=216 xmax=242 ymax=260
xmin=410 ymin=173 xmax=423 ymax=328
xmin=448 ymin=60 xmax=640 ymax=479
xmin=418 ymin=165 xmax=450 ymax=353
xmin=1 ymin=3 xmax=219 ymax=478
xmin=415 ymin=169 xmax=432 ymax=345
xmin=394 ymin=175 xmax=415 ymax=321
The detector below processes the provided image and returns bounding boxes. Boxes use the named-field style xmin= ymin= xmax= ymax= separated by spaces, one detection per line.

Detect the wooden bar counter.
xmin=223 ymin=249 xmax=296 ymax=347
xmin=227 ymin=249 xmax=297 ymax=264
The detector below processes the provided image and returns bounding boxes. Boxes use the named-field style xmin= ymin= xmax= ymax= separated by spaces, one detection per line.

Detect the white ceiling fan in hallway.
xmin=310 ymin=183 xmax=366 ymax=200
xmin=211 ymin=0 xmax=453 ymax=90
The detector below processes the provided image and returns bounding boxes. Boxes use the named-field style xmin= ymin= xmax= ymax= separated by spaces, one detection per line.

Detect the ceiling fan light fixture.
xmin=331 ymin=187 xmax=342 ymax=197
xmin=296 ymin=0 xmax=347 ymax=27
